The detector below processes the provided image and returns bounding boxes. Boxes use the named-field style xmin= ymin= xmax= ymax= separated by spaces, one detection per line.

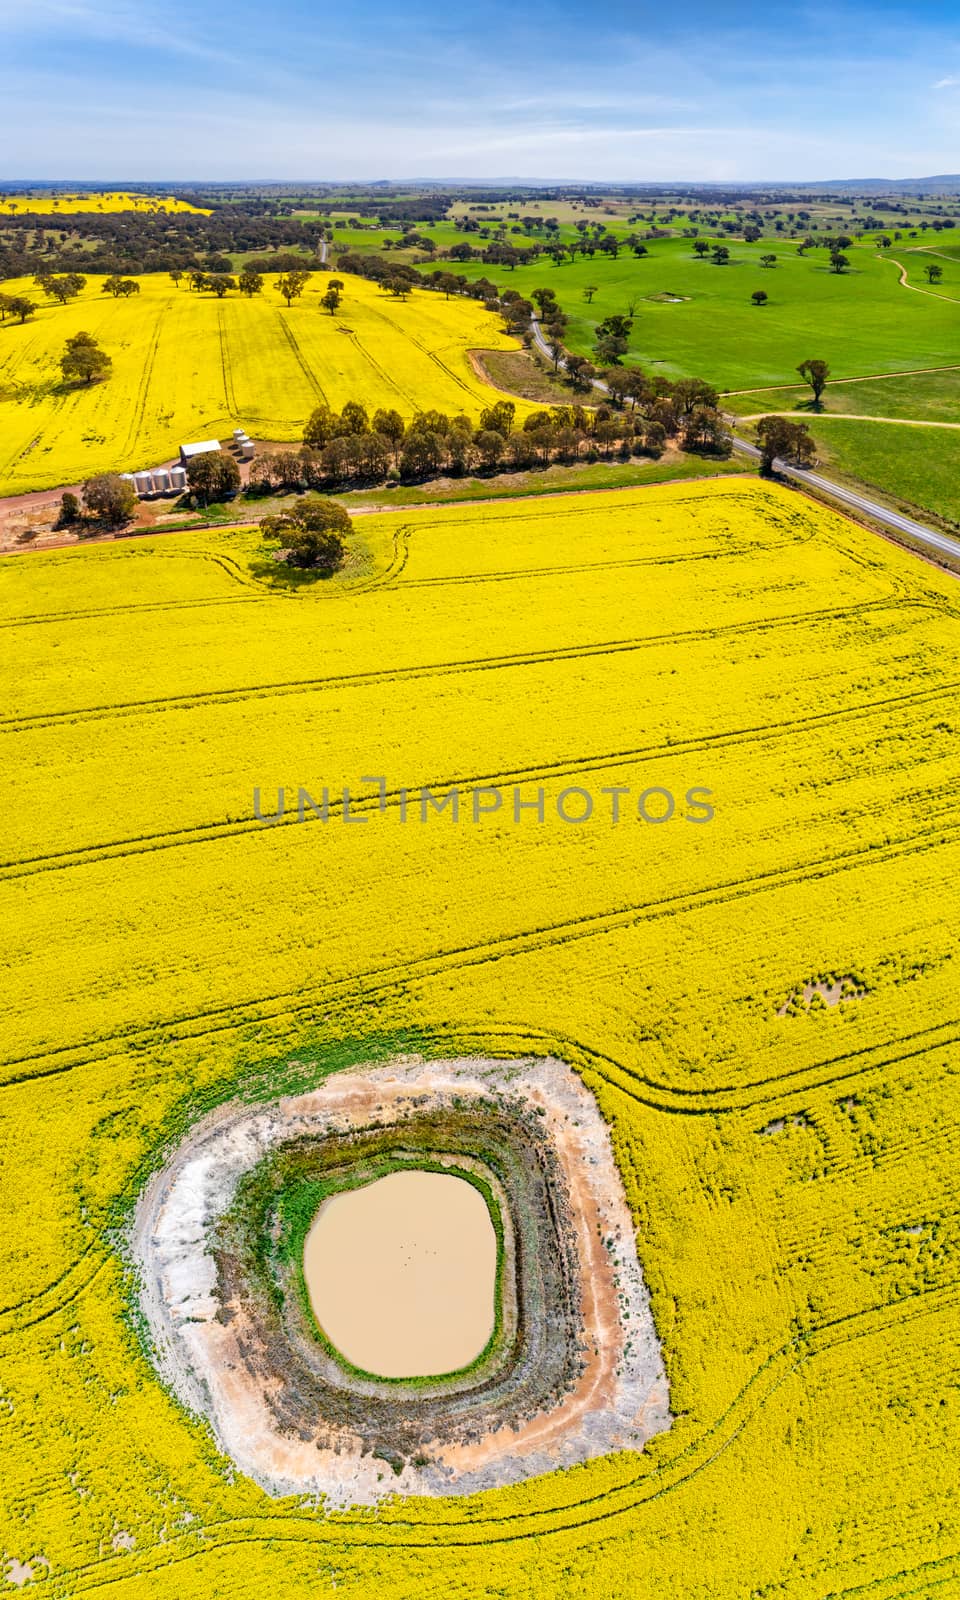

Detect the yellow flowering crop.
xmin=0 ymin=273 xmax=529 ymax=494
xmin=1 ymin=477 xmax=959 ymax=1597
xmin=0 ymin=191 xmax=210 ymax=215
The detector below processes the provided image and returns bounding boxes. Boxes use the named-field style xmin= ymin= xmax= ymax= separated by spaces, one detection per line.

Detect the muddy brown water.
xmin=302 ymin=1170 xmax=497 ymax=1378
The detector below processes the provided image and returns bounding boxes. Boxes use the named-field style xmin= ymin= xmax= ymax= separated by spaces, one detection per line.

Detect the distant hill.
xmin=805 ymin=175 xmax=960 ymax=194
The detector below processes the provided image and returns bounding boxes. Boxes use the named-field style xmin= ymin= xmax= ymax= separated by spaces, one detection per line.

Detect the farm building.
xmin=179 ymin=439 xmax=222 ymax=466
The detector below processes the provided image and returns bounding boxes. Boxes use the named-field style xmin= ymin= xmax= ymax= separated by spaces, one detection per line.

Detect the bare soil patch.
xmin=469 ymin=347 xmax=582 ymax=405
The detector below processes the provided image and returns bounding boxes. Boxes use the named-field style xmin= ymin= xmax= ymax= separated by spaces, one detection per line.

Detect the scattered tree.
xmin=261 ymin=494 xmax=350 ymax=571
xmin=925 ymin=262 xmax=944 ymax=284
xmin=237 ymin=269 xmax=264 ymax=296
xmin=796 ymin=357 xmax=830 ymax=407
xmin=101 ymin=276 xmax=140 ymax=298
xmin=185 ymin=449 xmax=241 ymax=506
xmin=82 ymin=473 xmax=136 ymax=526
xmin=759 ymin=254 xmax=777 ymax=268
xmin=752 ymin=289 xmax=769 ymax=306
xmin=757 ymin=416 xmax=817 ymax=475
xmin=41 ymin=273 xmax=86 ymax=304
xmin=276 ymin=270 xmax=311 ymax=306
xmin=321 ymin=284 xmax=342 ymax=314
xmin=711 ymin=245 xmax=730 ymax=265
xmin=3 ymin=296 xmax=37 ymax=324
xmin=829 ymin=250 xmax=849 ymax=274
xmin=60 ymin=330 xmax=112 ymax=386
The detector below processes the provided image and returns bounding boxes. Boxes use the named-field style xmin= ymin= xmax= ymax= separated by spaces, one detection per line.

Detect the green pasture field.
xmin=895 ymin=246 xmax=960 ymax=300
xmin=785 ymin=417 xmax=960 ymax=529
xmin=448 ymin=198 xmax=634 ymax=227
xmin=329 ymin=220 xmax=481 ymax=257
xmin=228 ymin=244 xmax=318 ymax=269
xmin=442 ymin=236 xmax=960 ymax=389
xmin=729 ymin=368 xmax=960 ymax=421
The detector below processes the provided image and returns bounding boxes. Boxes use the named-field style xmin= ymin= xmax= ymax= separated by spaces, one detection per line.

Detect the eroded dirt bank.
xmin=132 ymin=1054 xmax=670 ymax=1506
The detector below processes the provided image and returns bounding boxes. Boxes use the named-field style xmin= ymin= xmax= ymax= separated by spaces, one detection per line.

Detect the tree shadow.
xmin=246 ymin=547 xmax=339 ymax=592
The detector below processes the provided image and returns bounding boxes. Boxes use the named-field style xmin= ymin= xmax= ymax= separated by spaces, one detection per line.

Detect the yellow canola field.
xmin=2 ymin=478 xmax=960 ymax=1598
xmin=0 ymin=272 xmax=528 ymax=494
xmin=0 ymin=190 xmax=209 ymax=215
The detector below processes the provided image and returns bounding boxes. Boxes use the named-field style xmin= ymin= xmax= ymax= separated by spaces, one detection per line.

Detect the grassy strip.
xmin=330 ymin=452 xmax=747 ymax=510
xmin=728 ymin=368 xmax=960 ymax=422
xmin=142 ymin=451 xmax=748 ymax=536
xmin=733 ymin=414 xmax=960 ymax=533
xmin=805 ymin=419 xmax=960 ymax=532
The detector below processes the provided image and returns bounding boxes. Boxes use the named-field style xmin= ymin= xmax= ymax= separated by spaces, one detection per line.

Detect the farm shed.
xmin=179 ymin=439 xmax=221 ymax=466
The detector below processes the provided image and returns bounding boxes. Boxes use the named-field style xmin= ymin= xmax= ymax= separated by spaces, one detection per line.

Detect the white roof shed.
xmin=179 ymin=439 xmax=222 ymax=463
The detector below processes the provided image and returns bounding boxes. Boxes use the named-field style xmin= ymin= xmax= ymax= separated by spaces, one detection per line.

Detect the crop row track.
xmin=0 ymin=597 xmax=909 ymax=732
xmin=361 ymin=297 xmax=479 ymax=405
xmin=121 ymin=307 xmax=164 ymax=461
xmin=2 ymin=673 xmax=957 ymax=880
xmin=340 ymin=325 xmax=421 ymax=411
xmin=275 ymin=309 xmax=328 ymax=403
xmin=24 ymin=1279 xmax=960 ymax=1591
xmin=3 ymin=807 xmax=958 ymax=1087
xmin=217 ymin=304 xmax=240 ymax=418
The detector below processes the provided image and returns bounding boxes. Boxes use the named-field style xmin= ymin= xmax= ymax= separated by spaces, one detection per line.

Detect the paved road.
xmin=530 ymin=316 xmax=960 ymax=567
xmin=729 ymin=434 xmax=960 ymax=558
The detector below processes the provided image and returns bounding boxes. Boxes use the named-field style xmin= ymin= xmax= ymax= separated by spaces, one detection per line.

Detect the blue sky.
xmin=2 ymin=0 xmax=959 ymax=182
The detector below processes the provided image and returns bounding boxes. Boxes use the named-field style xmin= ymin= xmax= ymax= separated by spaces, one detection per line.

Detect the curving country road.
xmin=529 ymin=316 xmax=960 ymax=568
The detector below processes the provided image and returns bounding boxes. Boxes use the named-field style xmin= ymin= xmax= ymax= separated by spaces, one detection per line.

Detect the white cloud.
xmin=934 ymin=75 xmax=960 ymax=88
xmin=0 ymin=0 xmax=244 ymax=68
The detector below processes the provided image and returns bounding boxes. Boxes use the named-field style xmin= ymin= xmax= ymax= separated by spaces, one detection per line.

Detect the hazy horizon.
xmin=2 ymin=174 xmax=960 ymax=191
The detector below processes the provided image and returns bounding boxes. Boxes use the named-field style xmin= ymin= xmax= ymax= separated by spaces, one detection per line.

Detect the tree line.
xmin=246 ymin=381 xmax=729 ymax=498
xmin=0 ymin=208 xmax=328 ymax=280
